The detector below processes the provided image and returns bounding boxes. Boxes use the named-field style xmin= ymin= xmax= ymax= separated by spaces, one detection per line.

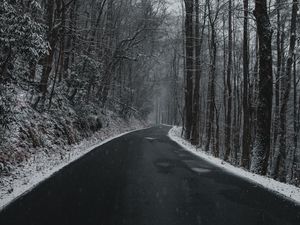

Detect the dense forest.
xmin=1 ymin=1 xmax=300 ymax=224
xmin=178 ymin=0 xmax=300 ymax=186
xmin=0 ymin=0 xmax=171 ymax=173
xmin=0 ymin=0 xmax=299 ymax=188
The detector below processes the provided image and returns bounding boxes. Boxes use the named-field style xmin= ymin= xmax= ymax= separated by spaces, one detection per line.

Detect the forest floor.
xmin=168 ymin=127 xmax=300 ymax=206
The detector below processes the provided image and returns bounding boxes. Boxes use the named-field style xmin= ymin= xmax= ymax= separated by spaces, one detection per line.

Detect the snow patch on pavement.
xmin=168 ymin=126 xmax=300 ymax=205
xmin=190 ymin=167 xmax=211 ymax=173
xmin=0 ymin=121 xmax=148 ymax=211
xmin=145 ymin=137 xmax=156 ymax=140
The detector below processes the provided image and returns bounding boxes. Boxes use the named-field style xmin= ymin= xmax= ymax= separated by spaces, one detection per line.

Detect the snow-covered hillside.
xmin=0 ymin=82 xmax=147 ymax=210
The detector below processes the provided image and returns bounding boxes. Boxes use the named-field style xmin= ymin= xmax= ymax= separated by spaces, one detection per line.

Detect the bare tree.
xmin=183 ymin=0 xmax=194 ymax=140
xmin=250 ymin=0 xmax=273 ymax=175
xmin=241 ymin=0 xmax=250 ymax=168
xmin=273 ymin=0 xmax=298 ymax=182
xmin=224 ymin=0 xmax=233 ymax=162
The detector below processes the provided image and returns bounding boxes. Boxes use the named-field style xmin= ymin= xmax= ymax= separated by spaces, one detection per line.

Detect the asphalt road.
xmin=0 ymin=126 xmax=300 ymax=225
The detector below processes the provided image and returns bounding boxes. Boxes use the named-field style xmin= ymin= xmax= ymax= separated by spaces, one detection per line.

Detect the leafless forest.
xmin=179 ymin=0 xmax=300 ymax=186
xmin=0 ymin=0 xmax=299 ymax=188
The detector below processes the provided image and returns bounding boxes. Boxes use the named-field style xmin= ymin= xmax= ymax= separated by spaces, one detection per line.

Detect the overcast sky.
xmin=167 ymin=0 xmax=182 ymax=15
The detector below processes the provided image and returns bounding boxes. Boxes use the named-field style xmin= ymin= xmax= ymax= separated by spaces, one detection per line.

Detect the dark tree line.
xmin=0 ymin=0 xmax=169 ymax=170
xmin=1 ymin=0 xmax=299 ymax=186
xmin=0 ymin=0 xmax=167 ymax=119
xmin=182 ymin=0 xmax=300 ymax=185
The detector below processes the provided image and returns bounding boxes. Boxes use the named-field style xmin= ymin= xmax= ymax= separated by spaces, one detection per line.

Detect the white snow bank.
xmin=0 ymin=121 xmax=148 ymax=211
xmin=168 ymin=126 xmax=300 ymax=206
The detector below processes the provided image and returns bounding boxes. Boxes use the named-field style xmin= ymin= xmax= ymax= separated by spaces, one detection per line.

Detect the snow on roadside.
xmin=168 ymin=126 xmax=300 ymax=205
xmin=0 ymin=119 xmax=147 ymax=211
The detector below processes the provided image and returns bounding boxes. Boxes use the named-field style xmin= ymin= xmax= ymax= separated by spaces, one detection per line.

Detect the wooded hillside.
xmin=0 ymin=0 xmax=167 ymax=173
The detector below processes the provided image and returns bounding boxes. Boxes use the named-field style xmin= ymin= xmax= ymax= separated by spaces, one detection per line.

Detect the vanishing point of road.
xmin=0 ymin=126 xmax=299 ymax=225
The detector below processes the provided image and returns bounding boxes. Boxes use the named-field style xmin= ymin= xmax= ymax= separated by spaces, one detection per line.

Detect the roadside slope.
xmin=0 ymin=110 xmax=146 ymax=210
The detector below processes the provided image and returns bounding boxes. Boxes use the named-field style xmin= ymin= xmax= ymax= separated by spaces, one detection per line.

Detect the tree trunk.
xmin=40 ymin=0 xmax=55 ymax=95
xmin=99 ymin=0 xmax=114 ymax=106
xmin=58 ymin=0 xmax=66 ymax=82
xmin=291 ymin=54 xmax=299 ymax=183
xmin=271 ymin=0 xmax=282 ymax=171
xmin=191 ymin=0 xmax=206 ymax=145
xmin=241 ymin=0 xmax=250 ymax=168
xmin=205 ymin=17 xmax=217 ymax=152
xmin=184 ymin=0 xmax=194 ymax=140
xmin=273 ymin=0 xmax=298 ymax=182
xmin=224 ymin=0 xmax=233 ymax=161
xmin=250 ymin=0 xmax=273 ymax=175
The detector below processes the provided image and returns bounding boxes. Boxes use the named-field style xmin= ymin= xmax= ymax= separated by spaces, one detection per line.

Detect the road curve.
xmin=0 ymin=126 xmax=299 ymax=225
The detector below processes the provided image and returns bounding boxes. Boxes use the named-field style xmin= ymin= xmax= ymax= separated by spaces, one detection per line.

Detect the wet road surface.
xmin=0 ymin=126 xmax=299 ymax=225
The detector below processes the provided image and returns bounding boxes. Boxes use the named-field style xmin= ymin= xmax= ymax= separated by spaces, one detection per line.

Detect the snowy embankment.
xmin=168 ymin=126 xmax=300 ymax=205
xmin=0 ymin=119 xmax=147 ymax=211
